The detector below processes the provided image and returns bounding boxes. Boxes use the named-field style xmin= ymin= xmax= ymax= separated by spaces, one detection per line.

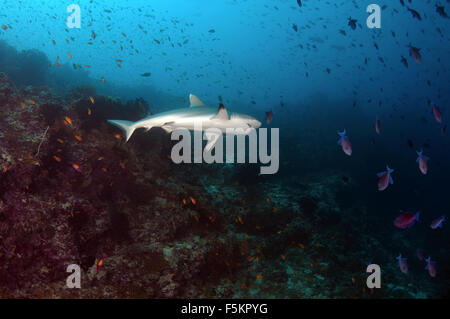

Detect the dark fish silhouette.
xmin=400 ymin=56 xmax=408 ymax=68
xmin=436 ymin=5 xmax=449 ymax=18
xmin=407 ymin=8 xmax=422 ymax=20
xmin=400 ymin=0 xmax=405 ymax=6
xmin=297 ymin=0 xmax=302 ymax=8
xmin=292 ymin=24 xmax=298 ymax=32
xmin=408 ymin=45 xmax=421 ymax=63
xmin=348 ymin=17 xmax=357 ymax=30
xmin=407 ymin=139 xmax=414 ymax=149
xmin=140 ymin=72 xmax=151 ymax=77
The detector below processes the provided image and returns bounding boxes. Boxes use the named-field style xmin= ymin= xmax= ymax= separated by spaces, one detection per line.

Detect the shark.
xmin=107 ymin=94 xmax=262 ymax=151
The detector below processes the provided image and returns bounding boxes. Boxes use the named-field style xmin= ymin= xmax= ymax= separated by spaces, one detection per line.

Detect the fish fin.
xmin=337 ymin=137 xmax=342 ymax=145
xmin=161 ymin=126 xmax=174 ymax=133
xmin=376 ymin=171 xmax=386 ymax=177
xmin=416 ymin=156 xmax=420 ymax=163
xmin=204 ymin=132 xmax=221 ymax=153
xmin=189 ymin=93 xmax=205 ymax=107
xmin=389 ymin=175 xmax=394 ymax=185
xmin=212 ymin=104 xmax=229 ymax=120
xmin=107 ymin=119 xmax=137 ymax=142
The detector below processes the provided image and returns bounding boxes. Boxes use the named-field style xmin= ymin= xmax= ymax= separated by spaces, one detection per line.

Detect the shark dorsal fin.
xmin=212 ymin=104 xmax=229 ymax=120
xmin=189 ymin=93 xmax=205 ymax=107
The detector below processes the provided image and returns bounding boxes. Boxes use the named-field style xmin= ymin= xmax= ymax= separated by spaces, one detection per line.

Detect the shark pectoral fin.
xmin=212 ymin=104 xmax=229 ymax=120
xmin=204 ymin=132 xmax=221 ymax=153
xmin=189 ymin=93 xmax=205 ymax=107
xmin=161 ymin=126 xmax=174 ymax=133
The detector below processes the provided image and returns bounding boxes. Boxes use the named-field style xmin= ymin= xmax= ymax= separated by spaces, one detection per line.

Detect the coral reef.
xmin=0 ymin=73 xmax=447 ymax=298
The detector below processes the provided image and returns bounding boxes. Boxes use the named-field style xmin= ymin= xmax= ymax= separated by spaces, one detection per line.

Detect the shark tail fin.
xmin=107 ymin=120 xmax=137 ymax=142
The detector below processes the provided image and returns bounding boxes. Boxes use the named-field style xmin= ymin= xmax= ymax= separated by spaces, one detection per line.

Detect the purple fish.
xmin=375 ymin=116 xmax=381 ymax=134
xmin=416 ymin=150 xmax=429 ymax=175
xmin=377 ymin=165 xmax=394 ymax=191
xmin=396 ymin=254 xmax=408 ymax=274
xmin=265 ymin=110 xmax=273 ymax=125
xmin=430 ymin=215 xmax=446 ymax=229
xmin=425 ymin=257 xmax=437 ymax=278
xmin=394 ymin=211 xmax=420 ymax=229
xmin=416 ymin=249 xmax=425 ymax=261
xmin=337 ymin=129 xmax=352 ymax=156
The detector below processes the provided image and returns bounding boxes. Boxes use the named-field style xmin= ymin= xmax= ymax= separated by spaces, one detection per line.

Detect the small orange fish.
xmin=64 ymin=116 xmax=72 ymax=125
xmin=67 ymin=52 xmax=72 ymax=59
xmin=89 ymin=96 xmax=95 ymax=104
xmin=87 ymin=108 xmax=92 ymax=116
xmin=248 ymin=256 xmax=255 ymax=262
xmin=29 ymin=99 xmax=35 ymax=105
xmin=351 ymin=277 xmax=356 ymax=284
xmin=55 ymin=62 xmax=61 ymax=67
xmin=256 ymin=274 xmax=263 ymax=279
xmin=57 ymin=138 xmax=64 ymax=144
xmin=119 ymin=162 xmax=125 ymax=169
xmin=21 ymin=102 xmax=25 ymax=110
xmin=97 ymin=157 xmax=104 ymax=161
xmin=298 ymin=243 xmax=305 ymax=249
xmin=182 ymin=198 xmax=187 ymax=205
xmin=266 ymin=197 xmax=271 ymax=204
xmin=97 ymin=257 xmax=104 ymax=272
xmin=189 ymin=196 xmax=196 ymax=205
xmin=53 ymin=155 xmax=62 ymax=162
xmin=237 ymin=216 xmax=243 ymax=224
xmin=281 ymin=254 xmax=286 ymax=261
xmin=114 ymin=133 xmax=121 ymax=140
xmin=74 ymin=135 xmax=82 ymax=142
xmin=71 ymin=162 xmax=82 ymax=173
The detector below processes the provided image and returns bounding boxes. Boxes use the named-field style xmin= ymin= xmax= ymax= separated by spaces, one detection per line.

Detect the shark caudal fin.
xmin=107 ymin=120 xmax=138 ymax=142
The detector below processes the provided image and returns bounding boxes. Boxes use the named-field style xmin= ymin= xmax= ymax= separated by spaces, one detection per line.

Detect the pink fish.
xmin=416 ymin=249 xmax=425 ymax=261
xmin=337 ymin=129 xmax=352 ymax=156
xmin=425 ymin=257 xmax=436 ymax=278
xmin=265 ymin=110 xmax=273 ymax=124
xmin=375 ymin=116 xmax=381 ymax=134
xmin=430 ymin=215 xmax=446 ymax=229
xmin=394 ymin=211 xmax=420 ymax=229
xmin=416 ymin=150 xmax=429 ymax=175
xmin=409 ymin=45 xmax=421 ymax=64
xmin=432 ymin=103 xmax=442 ymax=123
xmin=396 ymin=254 xmax=408 ymax=274
xmin=377 ymin=165 xmax=394 ymax=191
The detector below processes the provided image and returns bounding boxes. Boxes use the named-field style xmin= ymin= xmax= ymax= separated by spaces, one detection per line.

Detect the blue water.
xmin=0 ymin=0 xmax=449 ymax=298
